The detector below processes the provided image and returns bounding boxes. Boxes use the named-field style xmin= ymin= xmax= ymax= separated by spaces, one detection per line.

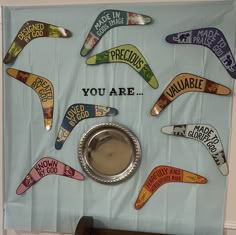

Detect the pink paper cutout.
xmin=16 ymin=157 xmax=84 ymax=195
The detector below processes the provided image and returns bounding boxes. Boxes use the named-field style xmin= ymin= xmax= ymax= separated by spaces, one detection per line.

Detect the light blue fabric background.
xmin=3 ymin=1 xmax=235 ymax=234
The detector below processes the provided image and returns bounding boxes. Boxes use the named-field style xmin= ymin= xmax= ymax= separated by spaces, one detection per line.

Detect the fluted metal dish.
xmin=78 ymin=123 xmax=141 ymax=184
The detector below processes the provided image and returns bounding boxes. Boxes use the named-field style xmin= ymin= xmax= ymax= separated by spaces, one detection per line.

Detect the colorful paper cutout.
xmin=150 ymin=73 xmax=230 ymax=116
xmin=86 ymin=44 xmax=158 ymax=89
xmin=161 ymin=124 xmax=229 ymax=176
xmin=135 ymin=165 xmax=207 ymax=210
xmin=16 ymin=157 xmax=84 ymax=195
xmin=4 ymin=20 xmax=72 ymax=64
xmin=55 ymin=104 xmax=118 ymax=150
xmin=80 ymin=9 xmax=152 ymax=56
xmin=166 ymin=28 xmax=236 ymax=78
xmin=6 ymin=68 xmax=54 ymax=131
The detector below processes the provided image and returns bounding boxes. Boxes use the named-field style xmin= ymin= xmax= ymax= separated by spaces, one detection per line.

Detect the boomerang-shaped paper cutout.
xmin=135 ymin=165 xmax=207 ymax=210
xmin=150 ymin=73 xmax=230 ymax=116
xmin=161 ymin=124 xmax=229 ymax=176
xmin=16 ymin=157 xmax=84 ymax=195
xmin=86 ymin=44 xmax=158 ymax=89
xmin=80 ymin=9 xmax=152 ymax=56
xmin=6 ymin=68 xmax=54 ymax=131
xmin=4 ymin=20 xmax=72 ymax=64
xmin=55 ymin=104 xmax=118 ymax=150
xmin=166 ymin=28 xmax=236 ymax=78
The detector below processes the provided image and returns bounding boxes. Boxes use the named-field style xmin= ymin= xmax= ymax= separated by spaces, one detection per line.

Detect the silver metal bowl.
xmin=78 ymin=123 xmax=141 ymax=184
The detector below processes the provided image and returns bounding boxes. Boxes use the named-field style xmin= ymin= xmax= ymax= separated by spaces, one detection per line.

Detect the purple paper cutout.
xmin=166 ymin=27 xmax=236 ymax=79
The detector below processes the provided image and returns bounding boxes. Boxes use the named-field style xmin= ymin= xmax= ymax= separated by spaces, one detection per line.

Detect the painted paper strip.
xmin=150 ymin=73 xmax=230 ymax=116
xmin=16 ymin=157 xmax=84 ymax=195
xmin=86 ymin=44 xmax=158 ymax=89
xmin=166 ymin=28 xmax=236 ymax=78
xmin=55 ymin=104 xmax=118 ymax=150
xmin=135 ymin=165 xmax=207 ymax=210
xmin=4 ymin=20 xmax=72 ymax=64
xmin=80 ymin=9 xmax=152 ymax=56
xmin=6 ymin=68 xmax=54 ymax=131
xmin=161 ymin=124 xmax=229 ymax=176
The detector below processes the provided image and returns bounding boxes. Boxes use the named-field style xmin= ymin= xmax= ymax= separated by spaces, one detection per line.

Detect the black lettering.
xmin=128 ymin=50 xmax=133 ymax=61
xmin=90 ymin=88 xmax=97 ymax=96
xmin=165 ymin=87 xmax=174 ymax=98
xmin=98 ymin=88 xmax=105 ymax=96
xmin=199 ymin=79 xmax=204 ymax=89
xmin=173 ymin=84 xmax=181 ymax=92
xmin=193 ymin=125 xmax=200 ymax=131
xmin=170 ymin=85 xmax=179 ymax=97
xmin=129 ymin=53 xmax=137 ymax=63
xmin=127 ymin=87 xmax=135 ymax=95
xmin=133 ymin=57 xmax=141 ymax=69
xmin=82 ymin=88 xmax=89 ymax=96
xmin=185 ymin=79 xmax=190 ymax=89
xmin=120 ymin=49 xmax=125 ymax=60
xmin=203 ymin=127 xmax=210 ymax=135
xmin=110 ymin=51 xmax=116 ymax=60
xmin=137 ymin=59 xmax=144 ymax=69
xmin=199 ymin=126 xmax=205 ymax=132
xmin=189 ymin=78 xmax=195 ymax=88
xmin=188 ymin=131 xmax=193 ymax=137
xmin=109 ymin=88 xmax=118 ymax=96
xmin=176 ymin=80 xmax=185 ymax=90
xmin=124 ymin=49 xmax=130 ymax=61
xmin=119 ymin=88 xmax=126 ymax=96
xmin=116 ymin=49 xmax=121 ymax=59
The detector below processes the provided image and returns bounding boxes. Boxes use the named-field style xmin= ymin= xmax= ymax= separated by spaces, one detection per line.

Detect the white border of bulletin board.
xmin=1 ymin=1 xmax=236 ymax=235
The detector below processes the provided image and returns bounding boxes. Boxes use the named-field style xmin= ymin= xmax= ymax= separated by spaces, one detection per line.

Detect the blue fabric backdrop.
xmin=3 ymin=1 xmax=235 ymax=234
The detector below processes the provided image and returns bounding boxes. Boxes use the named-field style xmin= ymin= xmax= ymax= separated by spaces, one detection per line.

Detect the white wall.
xmin=0 ymin=0 xmax=235 ymax=235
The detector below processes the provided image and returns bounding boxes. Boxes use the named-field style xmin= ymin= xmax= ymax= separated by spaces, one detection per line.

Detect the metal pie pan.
xmin=78 ymin=123 xmax=141 ymax=184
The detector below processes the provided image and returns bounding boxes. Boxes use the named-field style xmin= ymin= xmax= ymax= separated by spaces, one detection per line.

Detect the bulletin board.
xmin=2 ymin=1 xmax=235 ymax=235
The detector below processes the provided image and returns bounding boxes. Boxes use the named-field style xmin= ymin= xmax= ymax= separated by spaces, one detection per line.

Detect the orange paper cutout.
xmin=135 ymin=165 xmax=207 ymax=210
